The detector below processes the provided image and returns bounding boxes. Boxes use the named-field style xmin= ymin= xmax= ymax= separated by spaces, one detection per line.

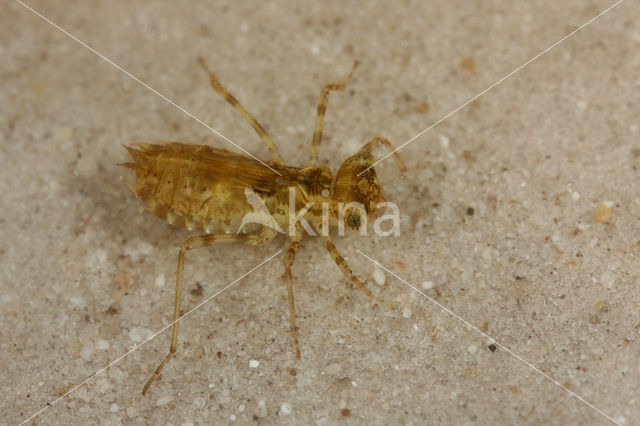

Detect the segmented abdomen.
xmin=121 ymin=143 xmax=252 ymax=233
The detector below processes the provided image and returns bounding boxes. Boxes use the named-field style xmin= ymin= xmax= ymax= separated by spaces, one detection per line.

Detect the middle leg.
xmin=308 ymin=61 xmax=359 ymax=166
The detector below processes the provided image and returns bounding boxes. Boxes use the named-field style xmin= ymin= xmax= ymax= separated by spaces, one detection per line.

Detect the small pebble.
xmin=126 ymin=406 xmax=139 ymax=418
xmin=402 ymin=307 xmax=412 ymax=318
xmin=594 ymin=201 xmax=613 ymax=223
xmin=600 ymin=270 xmax=615 ymax=288
xmin=230 ymin=414 xmax=236 ymax=421
xmin=249 ymin=359 xmax=260 ymax=368
xmin=156 ymin=395 xmax=174 ymax=407
xmin=70 ymin=295 xmax=88 ymax=308
xmin=372 ymin=268 xmax=386 ymax=286
xmin=577 ymin=222 xmax=589 ymax=231
xmin=109 ymin=365 xmax=125 ymax=382
xmin=155 ymin=273 xmax=165 ymax=288
xmin=325 ymin=363 xmax=341 ymax=375
xmin=239 ymin=404 xmax=245 ymax=413
xmin=421 ymin=280 xmax=434 ymax=290
xmin=439 ymin=135 xmax=450 ymax=149
xmin=95 ymin=338 xmax=109 ymax=350
xmin=257 ymin=400 xmax=267 ymax=417
xmin=110 ymin=403 xmax=119 ymax=413
xmin=129 ymin=327 xmax=153 ymax=343
xmin=194 ymin=397 xmax=206 ymax=409
xmin=280 ymin=402 xmax=292 ymax=415
xmin=468 ymin=344 xmax=478 ymax=354
xmin=96 ymin=378 xmax=112 ymax=392
xmin=80 ymin=343 xmax=93 ymax=361
xmin=124 ymin=241 xmax=153 ymax=263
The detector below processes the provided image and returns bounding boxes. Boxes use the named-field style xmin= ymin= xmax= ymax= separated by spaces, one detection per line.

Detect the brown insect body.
xmin=122 ymin=142 xmax=386 ymax=236
xmin=122 ymin=59 xmax=408 ymax=395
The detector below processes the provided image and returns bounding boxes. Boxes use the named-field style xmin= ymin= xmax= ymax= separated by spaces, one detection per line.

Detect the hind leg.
xmin=142 ymin=228 xmax=276 ymax=395
xmin=283 ymin=233 xmax=303 ymax=359
xmin=198 ymin=57 xmax=284 ymax=164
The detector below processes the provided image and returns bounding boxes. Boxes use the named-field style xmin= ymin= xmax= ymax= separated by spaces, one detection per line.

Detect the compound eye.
xmin=345 ymin=210 xmax=361 ymax=230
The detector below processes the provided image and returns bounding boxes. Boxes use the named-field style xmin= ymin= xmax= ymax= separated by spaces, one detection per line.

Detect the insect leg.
xmin=142 ymin=228 xmax=276 ymax=396
xmin=197 ymin=57 xmax=284 ymax=164
xmin=283 ymin=234 xmax=303 ymax=359
xmin=358 ymin=137 xmax=407 ymax=173
xmin=323 ymin=237 xmax=394 ymax=309
xmin=308 ymin=61 xmax=359 ymax=166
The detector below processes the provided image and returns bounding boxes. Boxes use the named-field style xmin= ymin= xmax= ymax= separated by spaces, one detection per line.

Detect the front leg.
xmin=324 ymin=237 xmax=394 ymax=309
xmin=357 ymin=137 xmax=407 ymax=174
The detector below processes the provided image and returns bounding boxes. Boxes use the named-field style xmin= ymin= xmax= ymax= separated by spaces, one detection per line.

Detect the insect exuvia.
xmin=120 ymin=58 xmax=408 ymax=395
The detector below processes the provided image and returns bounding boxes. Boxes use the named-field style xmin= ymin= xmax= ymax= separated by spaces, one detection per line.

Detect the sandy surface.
xmin=1 ymin=0 xmax=639 ymax=424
